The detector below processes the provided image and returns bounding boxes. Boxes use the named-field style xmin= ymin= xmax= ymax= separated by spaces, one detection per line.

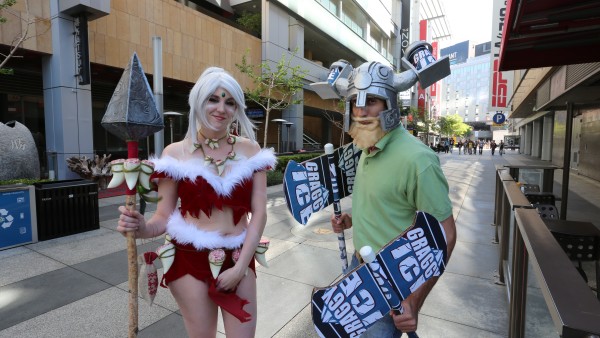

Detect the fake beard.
xmin=348 ymin=116 xmax=387 ymax=149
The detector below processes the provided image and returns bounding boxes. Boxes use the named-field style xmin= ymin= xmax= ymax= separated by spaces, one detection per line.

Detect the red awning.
xmin=499 ymin=0 xmax=600 ymax=71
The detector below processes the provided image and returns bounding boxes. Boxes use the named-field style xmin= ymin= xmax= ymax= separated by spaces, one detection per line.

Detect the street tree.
xmin=0 ymin=0 xmax=16 ymax=22
xmin=438 ymin=114 xmax=472 ymax=138
xmin=236 ymin=50 xmax=306 ymax=148
xmin=236 ymin=11 xmax=261 ymax=37
xmin=0 ymin=0 xmax=49 ymax=74
xmin=320 ymin=99 xmax=346 ymax=147
xmin=405 ymin=106 xmax=439 ymax=144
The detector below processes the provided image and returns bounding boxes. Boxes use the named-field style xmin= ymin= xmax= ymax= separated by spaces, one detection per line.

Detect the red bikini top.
xmin=150 ymin=149 xmax=276 ymax=224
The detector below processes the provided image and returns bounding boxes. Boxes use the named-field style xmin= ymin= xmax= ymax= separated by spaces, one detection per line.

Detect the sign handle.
xmin=324 ymin=143 xmax=348 ymax=273
xmin=360 ymin=246 xmax=419 ymax=338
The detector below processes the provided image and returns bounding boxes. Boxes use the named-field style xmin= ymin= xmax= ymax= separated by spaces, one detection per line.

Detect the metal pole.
xmin=508 ymin=225 xmax=528 ymax=338
xmin=164 ymin=112 xmax=182 ymax=145
xmin=153 ymin=37 xmax=164 ymax=157
xmin=286 ymin=125 xmax=290 ymax=152
xmin=271 ymin=119 xmax=287 ymax=153
xmin=284 ymin=122 xmax=293 ymax=152
xmin=560 ymin=102 xmax=574 ymax=220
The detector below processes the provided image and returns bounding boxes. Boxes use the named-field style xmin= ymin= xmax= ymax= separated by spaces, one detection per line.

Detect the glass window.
xmin=318 ymin=0 xmax=337 ymax=15
xmin=341 ymin=1 xmax=365 ymax=38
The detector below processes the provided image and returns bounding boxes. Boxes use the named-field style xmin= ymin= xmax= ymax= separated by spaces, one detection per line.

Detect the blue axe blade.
xmin=311 ymin=211 xmax=448 ymax=338
xmin=283 ymin=143 xmax=361 ymax=225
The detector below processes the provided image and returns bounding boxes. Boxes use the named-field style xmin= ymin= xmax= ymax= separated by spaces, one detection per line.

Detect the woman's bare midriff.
xmin=182 ymin=207 xmax=248 ymax=236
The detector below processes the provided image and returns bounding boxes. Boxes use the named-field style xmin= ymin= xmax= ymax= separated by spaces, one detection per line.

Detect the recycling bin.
xmin=34 ymin=179 xmax=99 ymax=241
xmin=0 ymin=184 xmax=38 ymax=250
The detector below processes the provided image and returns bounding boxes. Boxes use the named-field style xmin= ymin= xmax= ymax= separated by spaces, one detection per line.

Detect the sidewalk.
xmin=1 ymin=149 xmax=598 ymax=337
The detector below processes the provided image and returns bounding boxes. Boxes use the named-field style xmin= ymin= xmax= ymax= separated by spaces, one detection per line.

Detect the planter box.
xmin=34 ymin=179 xmax=99 ymax=241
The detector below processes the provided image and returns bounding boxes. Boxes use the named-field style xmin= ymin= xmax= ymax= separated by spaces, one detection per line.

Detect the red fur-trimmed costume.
xmin=150 ymin=148 xmax=276 ymax=322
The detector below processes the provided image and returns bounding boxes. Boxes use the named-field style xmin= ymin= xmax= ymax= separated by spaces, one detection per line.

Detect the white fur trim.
xmin=166 ymin=212 xmax=246 ymax=250
xmin=150 ymin=148 xmax=276 ymax=197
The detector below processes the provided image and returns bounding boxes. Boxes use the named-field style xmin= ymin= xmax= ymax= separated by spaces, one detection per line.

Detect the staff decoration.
xmin=101 ymin=52 xmax=164 ymax=338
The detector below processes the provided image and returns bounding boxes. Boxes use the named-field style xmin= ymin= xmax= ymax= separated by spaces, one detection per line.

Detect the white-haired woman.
xmin=117 ymin=67 xmax=276 ymax=337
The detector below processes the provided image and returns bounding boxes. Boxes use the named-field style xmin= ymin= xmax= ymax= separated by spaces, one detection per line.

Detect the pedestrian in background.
xmin=490 ymin=140 xmax=497 ymax=155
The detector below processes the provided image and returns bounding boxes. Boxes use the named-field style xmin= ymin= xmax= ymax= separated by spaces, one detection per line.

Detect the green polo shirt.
xmin=352 ymin=127 xmax=453 ymax=252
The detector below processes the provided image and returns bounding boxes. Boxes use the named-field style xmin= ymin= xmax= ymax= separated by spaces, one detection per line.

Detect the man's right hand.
xmin=331 ymin=213 xmax=352 ymax=233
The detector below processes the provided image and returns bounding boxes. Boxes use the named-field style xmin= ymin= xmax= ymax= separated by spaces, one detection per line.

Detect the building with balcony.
xmin=499 ymin=0 xmax=600 ymax=182
xmin=0 ymin=0 xmax=450 ymax=180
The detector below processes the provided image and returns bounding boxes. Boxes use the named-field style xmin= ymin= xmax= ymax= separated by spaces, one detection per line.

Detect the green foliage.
xmin=266 ymin=170 xmax=283 ymax=187
xmin=406 ymin=107 xmax=437 ymax=134
xmin=236 ymin=49 xmax=307 ymax=148
xmin=266 ymin=152 xmax=323 ymax=186
xmin=0 ymin=0 xmax=17 ymax=24
xmin=273 ymin=152 xmax=323 ymax=172
xmin=236 ymin=11 xmax=261 ymax=36
xmin=0 ymin=178 xmax=53 ymax=186
xmin=437 ymin=114 xmax=472 ymax=137
xmin=0 ymin=0 xmax=19 ymax=74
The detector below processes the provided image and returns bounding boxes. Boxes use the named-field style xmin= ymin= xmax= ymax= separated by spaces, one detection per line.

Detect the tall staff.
xmin=101 ymin=53 xmax=164 ymax=337
xmin=324 ymin=143 xmax=348 ymax=273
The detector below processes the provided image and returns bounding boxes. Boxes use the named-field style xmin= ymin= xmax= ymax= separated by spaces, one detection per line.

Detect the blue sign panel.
xmin=0 ymin=188 xmax=35 ymax=249
xmin=493 ymin=112 xmax=506 ymax=124
xmin=440 ymin=40 xmax=469 ymax=65
xmin=246 ymin=108 xmax=265 ymax=118
xmin=312 ymin=212 xmax=448 ymax=338
xmin=283 ymin=143 xmax=361 ymax=225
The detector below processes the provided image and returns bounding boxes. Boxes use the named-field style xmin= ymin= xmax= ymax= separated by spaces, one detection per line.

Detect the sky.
xmin=438 ymin=0 xmax=494 ymax=49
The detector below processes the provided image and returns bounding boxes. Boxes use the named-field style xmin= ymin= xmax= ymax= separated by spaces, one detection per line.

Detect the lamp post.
xmin=284 ymin=122 xmax=294 ymax=152
xmin=164 ymin=111 xmax=183 ymax=144
xmin=250 ymin=119 xmax=262 ymax=140
xmin=271 ymin=118 xmax=287 ymax=153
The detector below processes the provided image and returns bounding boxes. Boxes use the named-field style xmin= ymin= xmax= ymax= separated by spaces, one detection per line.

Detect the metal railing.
xmin=303 ymin=133 xmax=322 ymax=150
xmin=493 ymin=169 xmax=600 ymax=337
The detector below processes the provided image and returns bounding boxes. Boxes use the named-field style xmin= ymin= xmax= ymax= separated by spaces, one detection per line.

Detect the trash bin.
xmin=34 ymin=179 xmax=99 ymax=241
xmin=0 ymin=184 xmax=38 ymax=250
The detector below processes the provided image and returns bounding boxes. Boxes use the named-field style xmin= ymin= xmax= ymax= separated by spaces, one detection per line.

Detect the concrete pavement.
xmin=1 ymin=149 xmax=598 ymax=337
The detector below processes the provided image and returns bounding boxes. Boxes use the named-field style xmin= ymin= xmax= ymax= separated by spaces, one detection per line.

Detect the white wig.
xmin=186 ymin=67 xmax=256 ymax=144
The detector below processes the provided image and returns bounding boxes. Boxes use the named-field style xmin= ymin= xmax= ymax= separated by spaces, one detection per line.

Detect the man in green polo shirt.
xmin=331 ymin=61 xmax=457 ymax=337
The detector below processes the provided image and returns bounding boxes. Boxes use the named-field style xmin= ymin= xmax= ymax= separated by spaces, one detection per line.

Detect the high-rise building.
xmin=439 ymin=40 xmax=493 ymax=139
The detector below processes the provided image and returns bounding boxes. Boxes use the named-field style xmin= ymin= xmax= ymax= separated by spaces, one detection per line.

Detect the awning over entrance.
xmin=499 ymin=0 xmax=600 ymax=71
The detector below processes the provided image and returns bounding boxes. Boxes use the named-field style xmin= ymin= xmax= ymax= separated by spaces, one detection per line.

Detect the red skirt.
xmin=161 ymin=240 xmax=257 ymax=322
